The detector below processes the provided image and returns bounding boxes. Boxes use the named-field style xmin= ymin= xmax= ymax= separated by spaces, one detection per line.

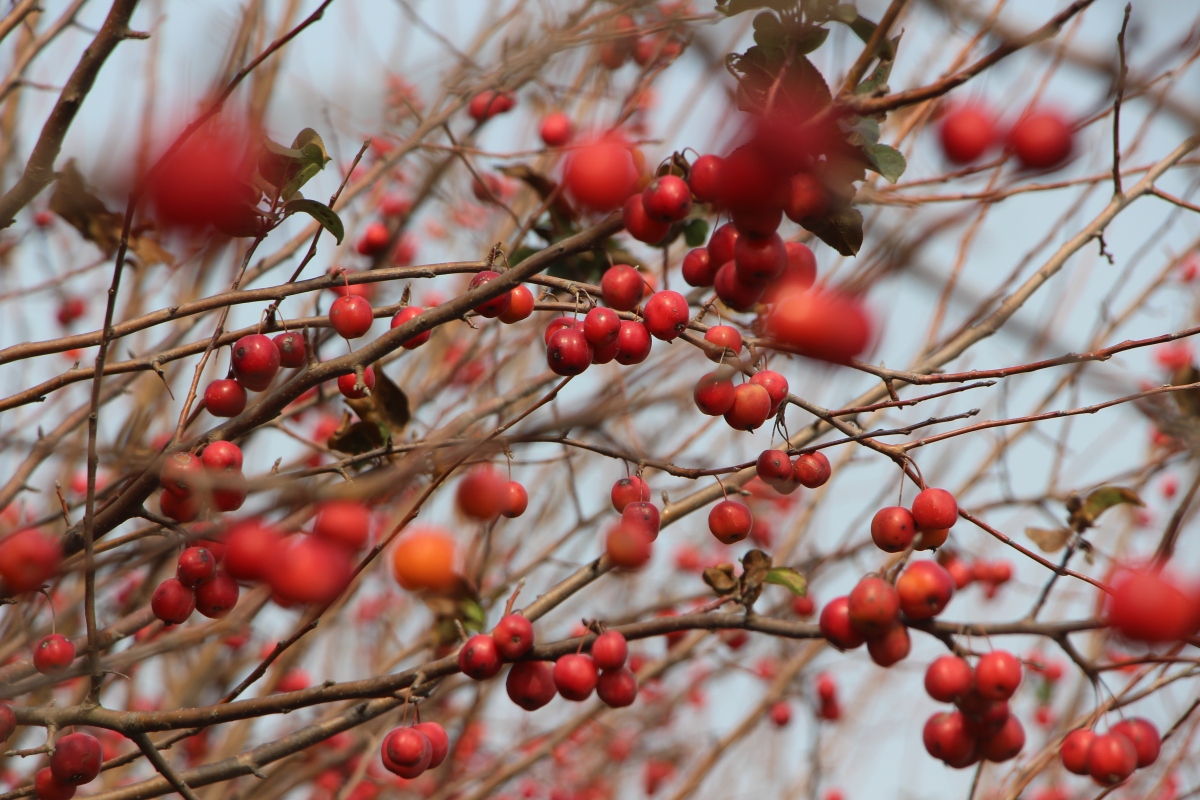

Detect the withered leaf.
xmin=800 ymin=206 xmax=864 ymax=256
xmin=703 ymin=563 xmax=738 ymax=595
xmin=739 ymin=549 xmax=773 ymax=608
xmin=326 ymin=412 xmax=385 ymax=455
xmin=50 ymin=161 xmax=174 ymax=266
xmin=1170 ymin=364 xmax=1200 ymax=419
xmin=344 ymin=365 xmax=410 ymax=435
xmin=1073 ymin=486 xmax=1144 ymax=530
xmin=1025 ymin=526 xmax=1071 ymax=554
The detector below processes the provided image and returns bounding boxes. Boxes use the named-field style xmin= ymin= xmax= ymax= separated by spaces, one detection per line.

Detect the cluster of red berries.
xmin=939 ymin=553 xmax=1014 ymax=599
xmin=221 ymin=500 xmax=371 ymax=608
xmin=819 ymin=560 xmax=956 ymax=667
xmin=870 ymin=487 xmax=958 ymax=553
xmin=595 ymin=11 xmax=685 ymax=72
xmin=150 ymin=543 xmax=239 ymax=624
xmin=24 ymin=731 xmax=104 ymax=799
xmin=939 ymin=105 xmax=1074 ymax=170
xmin=604 ymin=476 xmax=659 ymax=569
xmin=1061 ymin=718 xmax=1161 ymax=786
xmin=693 ymin=367 xmax=787 ymax=432
xmin=458 ymin=615 xmax=639 ymax=710
xmin=455 ymin=465 xmax=528 ymax=521
xmin=467 ymin=90 xmax=516 ymax=123
xmin=755 ymin=449 xmax=831 ymax=494
xmin=203 ymin=331 xmax=306 ymax=418
xmin=814 ymin=672 xmax=842 ymax=721
xmin=155 ymin=440 xmax=248 ymax=522
xmin=922 ymin=651 xmax=1026 ymax=767
xmin=380 ymin=720 xmax=449 ymax=779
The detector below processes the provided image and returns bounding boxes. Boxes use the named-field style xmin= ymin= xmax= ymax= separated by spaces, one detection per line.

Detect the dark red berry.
xmin=493 ymin=614 xmax=535 ymax=660
xmin=642 ymin=175 xmax=692 ymax=223
xmin=643 ymin=290 xmax=689 ymax=341
xmin=554 ymin=653 xmax=599 ymax=701
xmin=601 ymin=265 xmax=645 ymax=311
xmin=231 ymin=334 xmax=281 ymax=392
xmin=468 ymin=271 xmax=512 ymax=318
xmin=506 ymin=660 xmax=557 ymax=710
xmin=204 ymin=379 xmax=247 ymax=417
xmin=596 ymin=666 xmax=638 ymax=707
xmin=390 ymin=306 xmax=431 ymax=349
xmin=614 ymin=320 xmax=652 ymax=365
xmin=177 ymin=546 xmax=216 ymax=587
xmin=273 ymin=332 xmax=307 ymax=367
xmin=458 ymin=634 xmax=502 ymax=680
xmin=591 ymin=630 xmax=628 ymax=670
xmin=195 ymin=571 xmax=239 ymax=618
xmin=547 ymin=328 xmax=593 ymax=375
xmin=152 ymin=577 xmax=196 ymax=624
xmin=792 ymin=452 xmax=830 ymax=488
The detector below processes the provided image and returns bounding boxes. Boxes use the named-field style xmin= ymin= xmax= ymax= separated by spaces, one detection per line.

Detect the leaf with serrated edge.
xmin=865 ymin=143 xmax=907 ymax=183
xmin=283 ymin=198 xmax=344 ymax=244
xmin=765 ymin=567 xmax=808 ymax=596
xmin=1025 ymin=527 xmax=1071 ymax=554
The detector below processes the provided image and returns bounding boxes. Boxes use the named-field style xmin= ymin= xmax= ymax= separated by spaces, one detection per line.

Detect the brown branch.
xmin=1112 ymin=4 xmax=1131 ymax=195
xmin=839 ymin=0 xmax=908 ymax=94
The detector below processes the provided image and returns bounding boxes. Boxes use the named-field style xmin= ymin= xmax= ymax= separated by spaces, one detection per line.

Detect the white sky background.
xmin=2 ymin=0 xmax=1200 ymax=798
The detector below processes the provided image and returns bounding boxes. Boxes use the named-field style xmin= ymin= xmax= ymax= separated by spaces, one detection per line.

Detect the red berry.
xmin=708 ymin=500 xmax=752 ymax=545
xmin=642 ymin=175 xmax=692 ymax=223
xmin=493 ymin=614 xmax=535 ymax=660
xmin=896 ymin=560 xmax=955 ymax=620
xmin=211 ymin=468 xmax=247 ymax=512
xmin=643 ymin=290 xmax=689 ymax=341
xmin=547 ymin=328 xmax=593 ymax=375
xmin=337 ymin=366 xmax=376 ymax=399
xmin=792 ymin=452 xmax=830 ymax=488
xmin=273 ymin=332 xmax=307 ymax=367
xmin=1087 ymin=732 xmax=1137 ymax=786
xmin=784 ymin=173 xmax=828 ymax=223
xmin=713 ymin=260 xmax=764 ymax=312
xmin=716 ymin=144 xmax=788 ymax=228
xmin=1010 ymin=111 xmax=1073 ymax=170
xmin=1110 ymin=718 xmax=1160 ymax=768
xmin=459 ymin=634 xmax=502 ymax=680
xmin=818 ymin=596 xmax=865 ymax=650
xmin=540 ymin=112 xmax=573 ymax=147
xmin=231 ymin=334 xmax=281 ymax=392
xmin=940 ymin=106 xmax=995 ymax=164
xmin=501 ymin=481 xmax=528 ymax=518
xmin=1107 ymin=567 xmax=1197 ymax=643
xmin=583 ymin=307 xmax=622 ymax=347
xmin=912 ymin=488 xmax=958 ymax=530
xmin=925 ymin=655 xmax=973 ymax=702
xmin=601 ymin=265 xmax=645 ymax=311
xmin=924 ymin=711 xmax=976 ymax=764
xmin=622 ymin=194 xmax=670 ymax=244
xmin=468 ymin=271 xmax=512 ymax=318
xmin=224 ymin=519 xmax=284 ymax=581
xmin=866 ymin=623 xmax=911 ymax=667
xmin=708 ymin=222 xmax=740 ymax=266
xmin=0 ymin=528 xmax=62 ymax=593
xmin=160 ymin=452 xmax=205 ymax=499
xmin=563 ymin=137 xmax=638 ymax=212
xmin=35 ymin=767 xmax=76 ymax=800
xmin=847 ymin=576 xmax=900 ymax=638
xmin=159 ymin=489 xmax=203 ymax=522
xmin=978 ymin=714 xmax=1025 ymax=763
xmin=468 ymin=90 xmax=515 ymax=121
xmin=195 ymin=571 xmax=239 ymax=618
xmin=791 ymin=594 xmax=815 ymax=616
xmin=506 ymin=660 xmax=557 ymax=710
xmin=596 ymin=667 xmax=638 ymax=707
xmin=605 ymin=521 xmax=653 ymax=570
xmin=543 ymin=316 xmax=579 ymax=345
xmin=413 ymin=721 xmax=449 ymax=768
xmin=50 ymin=732 xmax=102 ymax=786
xmin=614 ymin=320 xmax=652 ymax=365
xmin=749 ymin=369 xmax=788 ymax=414
xmin=688 ymin=155 xmax=722 ymax=203
xmin=390 ymin=306 xmax=432 ymax=349
xmin=1060 ymin=729 xmax=1095 ymax=775
xmin=385 ymin=727 xmax=432 ymax=773
xmin=611 ymin=476 xmax=650 ymax=511
xmin=622 ymin=501 xmax=660 ymax=541
xmin=499 ymin=284 xmax=535 ymax=323
xmin=592 ymin=630 xmax=628 ymax=670
xmin=313 ymin=501 xmax=371 ymax=550
xmin=33 ymin=633 xmax=75 ymax=675
xmin=356 ymin=222 xmax=390 ymax=256
xmin=682 ymin=248 xmax=716 ymax=287
xmin=723 ymin=383 xmax=771 ymax=431
xmin=769 ymin=701 xmax=791 ymax=727
xmin=756 ymin=449 xmax=793 ymax=490
xmin=457 ymin=465 xmax=507 ymax=520
xmin=0 ymin=704 xmax=15 ymax=744
xmin=734 ymin=232 xmax=786 ymax=284
xmin=694 ymin=370 xmax=736 ymax=416
xmin=870 ymin=506 xmax=916 ymax=553
xmin=268 ymin=536 xmax=354 ymax=605
xmin=177 ymin=546 xmax=216 ymax=587
xmin=554 ymin=654 xmax=599 ymax=701
xmin=152 ymin=577 xmax=196 ymax=624
xmin=763 ymin=242 xmax=818 ymax=305
xmin=204 ymin=379 xmax=247 ymax=417
xmin=328 ymin=297 xmax=369 ymax=340
xmin=763 ymin=289 xmax=872 ymax=364
xmin=201 ymin=441 xmax=243 ymax=473
xmin=975 ymin=650 xmax=1022 ymax=700
xmin=703 ymin=325 xmax=742 ymax=359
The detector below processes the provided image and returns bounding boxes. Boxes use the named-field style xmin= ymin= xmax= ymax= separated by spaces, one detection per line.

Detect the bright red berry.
xmin=231 ymin=334 xmax=281 ymax=392
xmin=554 ymin=654 xmax=599 ymax=701
xmin=591 ymin=630 xmax=628 ymax=670
xmin=940 ymin=106 xmax=995 ymax=164
xmin=507 ymin=660 xmax=557 ymax=710
xmin=468 ymin=271 xmax=512 ymax=318
xmin=1010 ymin=111 xmax=1073 ymax=170
xmin=459 ymin=635 xmax=502 ymax=680
xmin=33 ymin=634 xmax=75 ymax=675
xmin=847 ymin=576 xmax=900 ymax=638
xmin=601 ymin=265 xmax=645 ymax=311
xmin=390 ymin=306 xmax=432 ymax=349
xmin=713 ymin=260 xmax=764 ymax=312
xmin=223 ymin=520 xmax=284 ymax=582
xmin=204 ymin=379 xmax=247 ymax=417
xmin=499 ymin=284 xmax=535 ymax=324
xmin=682 ymin=248 xmax=716 ymax=287
xmin=897 ymin=560 xmax=955 ymax=620
xmin=501 ymin=481 xmax=528 ymax=518
xmin=974 ymin=650 xmax=1022 ymax=700
xmin=1086 ymin=732 xmax=1137 ymax=786
xmin=176 ymin=546 xmax=216 ymax=587
xmin=867 ymin=623 xmax=911 ymax=667
xmin=152 ymin=577 xmax=196 ymax=624
xmin=1060 ymin=729 xmax=1095 ymax=775
xmin=563 ymin=137 xmax=638 ymax=212
xmin=734 ymin=232 xmax=786 ymax=284
xmin=694 ymin=370 xmax=736 ymax=416
xmin=201 ymin=441 xmax=243 ymax=473
xmin=611 ymin=476 xmax=650 ymax=511
xmin=35 ymin=767 xmax=75 ymax=800
xmin=540 ymin=112 xmax=573 ymax=147
xmin=596 ymin=666 xmax=638 ymax=707
xmin=643 ymin=290 xmax=689 ymax=341
xmin=749 ymin=369 xmax=788 ymax=414
xmin=160 ymin=452 xmax=205 ymax=499
xmin=195 ymin=572 xmax=239 ymax=618
xmin=870 ymin=506 xmax=916 ymax=552
xmin=912 ymin=488 xmax=958 ymax=530
xmin=708 ymin=500 xmax=752 ymax=545
xmin=0 ymin=528 xmax=62 ymax=593
xmin=413 ymin=721 xmax=449 ymax=768
xmin=819 ymin=597 xmax=865 ymax=650
xmin=723 ymin=383 xmax=771 ymax=431
xmin=313 ymin=501 xmax=371 ymax=551
xmin=792 ymin=452 xmax=830 ymax=488
xmin=50 ymin=732 xmax=102 ymax=786
xmin=703 ymin=325 xmax=742 ymax=359
xmin=1110 ymin=718 xmax=1160 ymax=768
xmin=642 ymin=175 xmax=692 ymax=223
xmin=273 ymin=332 xmax=307 ymax=367
xmin=583 ymin=307 xmax=622 ymax=347
xmin=493 ymin=614 xmax=535 ymax=660
xmin=925 ymin=655 xmax=973 ymax=702
xmin=614 ymin=320 xmax=652 ymax=364
xmin=688 ymin=155 xmax=722 ymax=203
xmin=622 ymin=194 xmax=670 ymax=244
xmin=337 ymin=366 xmax=375 ymax=398
xmin=456 ymin=465 xmax=507 ymax=520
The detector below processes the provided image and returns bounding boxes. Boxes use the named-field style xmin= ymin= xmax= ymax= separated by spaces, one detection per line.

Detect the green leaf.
xmin=855 ymin=50 xmax=894 ymax=95
xmin=801 ymin=206 xmax=863 ymax=256
xmin=460 ymin=599 xmax=486 ymax=632
xmin=292 ymin=128 xmax=331 ymax=166
xmin=683 ymin=218 xmax=709 ymax=247
xmin=279 ymin=162 xmax=325 ymax=201
xmin=794 ymin=26 xmax=830 ymax=54
xmin=764 ymin=567 xmax=807 ymax=597
xmin=864 ymin=143 xmax=906 ymax=183
xmin=1078 ymin=486 xmax=1144 ymax=528
xmin=283 ymin=198 xmax=344 ymax=244
xmin=844 ymin=116 xmax=880 ymax=146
